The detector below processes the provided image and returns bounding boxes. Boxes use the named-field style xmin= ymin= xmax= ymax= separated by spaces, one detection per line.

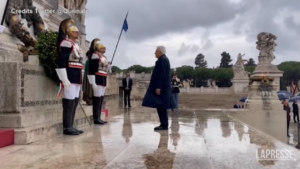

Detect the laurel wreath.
xmin=261 ymin=77 xmax=271 ymax=86
xmin=37 ymin=31 xmax=60 ymax=85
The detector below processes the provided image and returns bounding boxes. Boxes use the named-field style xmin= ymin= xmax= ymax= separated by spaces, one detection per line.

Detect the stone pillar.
xmin=247 ymin=71 xmax=283 ymax=110
xmin=231 ymin=77 xmax=249 ymax=94
xmin=129 ymin=71 xmax=135 ymax=78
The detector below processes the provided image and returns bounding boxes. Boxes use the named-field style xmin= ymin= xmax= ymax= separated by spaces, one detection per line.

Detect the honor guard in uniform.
xmin=87 ymin=38 xmax=109 ymax=124
xmin=55 ymin=18 xmax=84 ymax=135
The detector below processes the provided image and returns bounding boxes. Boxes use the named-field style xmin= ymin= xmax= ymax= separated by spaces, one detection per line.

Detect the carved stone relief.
xmin=4 ymin=0 xmax=45 ymax=62
xmin=21 ymin=69 xmax=61 ymax=107
xmin=257 ymin=84 xmax=273 ymax=110
xmin=60 ymin=0 xmax=87 ymax=23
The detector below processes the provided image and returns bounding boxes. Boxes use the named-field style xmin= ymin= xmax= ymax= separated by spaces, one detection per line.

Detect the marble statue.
xmin=256 ymin=32 xmax=277 ymax=65
xmin=207 ymin=80 xmax=211 ymax=87
xmin=233 ymin=53 xmax=248 ymax=75
xmin=206 ymin=79 xmax=215 ymax=88
xmin=212 ymin=80 xmax=215 ymax=87
xmin=231 ymin=53 xmax=249 ymax=93
xmin=4 ymin=0 xmax=45 ymax=61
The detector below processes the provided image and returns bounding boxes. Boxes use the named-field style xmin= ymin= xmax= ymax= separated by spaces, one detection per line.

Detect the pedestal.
xmin=231 ymin=76 xmax=249 ymax=94
xmin=232 ymin=69 xmax=287 ymax=142
xmin=247 ymin=70 xmax=283 ymax=110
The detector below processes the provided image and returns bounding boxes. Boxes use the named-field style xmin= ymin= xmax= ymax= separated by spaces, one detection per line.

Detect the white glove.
xmin=55 ymin=68 xmax=71 ymax=91
xmin=87 ymin=75 xmax=97 ymax=91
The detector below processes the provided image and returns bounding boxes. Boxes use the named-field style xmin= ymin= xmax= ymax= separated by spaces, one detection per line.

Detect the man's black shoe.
xmin=99 ymin=119 xmax=107 ymax=123
xmin=71 ymin=127 xmax=83 ymax=134
xmin=94 ymin=120 xmax=105 ymax=125
xmin=154 ymin=126 xmax=168 ymax=131
xmin=63 ymin=128 xmax=80 ymax=135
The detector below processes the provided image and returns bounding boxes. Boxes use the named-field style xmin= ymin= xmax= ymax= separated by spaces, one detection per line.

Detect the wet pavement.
xmin=1 ymin=100 xmax=300 ymax=169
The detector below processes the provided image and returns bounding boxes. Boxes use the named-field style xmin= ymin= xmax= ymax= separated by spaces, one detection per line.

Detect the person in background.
xmin=292 ymin=101 xmax=299 ymax=123
xmin=122 ymin=73 xmax=133 ymax=108
xmin=171 ymin=73 xmax=180 ymax=111
xmin=86 ymin=38 xmax=108 ymax=125
xmin=82 ymin=51 xmax=93 ymax=105
xmin=233 ymin=101 xmax=241 ymax=108
xmin=283 ymin=100 xmax=291 ymax=137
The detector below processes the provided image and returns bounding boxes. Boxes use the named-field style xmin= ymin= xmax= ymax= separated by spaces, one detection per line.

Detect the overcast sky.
xmin=85 ymin=0 xmax=300 ymax=69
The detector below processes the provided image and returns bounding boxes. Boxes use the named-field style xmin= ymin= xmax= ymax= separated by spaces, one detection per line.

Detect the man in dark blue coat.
xmin=142 ymin=46 xmax=175 ymax=130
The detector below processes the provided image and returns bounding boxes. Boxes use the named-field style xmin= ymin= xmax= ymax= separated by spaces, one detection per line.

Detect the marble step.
xmin=13 ymin=114 xmax=93 ymax=145
xmin=12 ymin=105 xmax=94 ymax=145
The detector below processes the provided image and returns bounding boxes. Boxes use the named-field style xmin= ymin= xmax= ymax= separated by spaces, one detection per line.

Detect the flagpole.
xmin=1 ymin=0 xmax=10 ymax=25
xmin=111 ymin=11 xmax=129 ymax=64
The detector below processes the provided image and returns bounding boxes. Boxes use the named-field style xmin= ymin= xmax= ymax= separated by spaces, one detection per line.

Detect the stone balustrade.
xmin=180 ymin=87 xmax=231 ymax=94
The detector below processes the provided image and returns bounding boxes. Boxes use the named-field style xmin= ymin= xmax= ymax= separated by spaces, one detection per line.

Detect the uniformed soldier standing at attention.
xmin=55 ymin=18 xmax=84 ymax=135
xmin=87 ymin=38 xmax=110 ymax=125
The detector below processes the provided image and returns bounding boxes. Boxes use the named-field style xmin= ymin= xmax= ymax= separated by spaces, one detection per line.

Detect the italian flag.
xmin=57 ymin=83 xmax=63 ymax=99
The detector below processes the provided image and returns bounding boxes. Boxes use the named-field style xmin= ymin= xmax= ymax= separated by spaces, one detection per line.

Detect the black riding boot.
xmin=99 ymin=96 xmax=107 ymax=123
xmin=71 ymin=98 xmax=83 ymax=134
xmin=62 ymin=99 xmax=80 ymax=135
xmin=93 ymin=96 xmax=104 ymax=125
xmin=62 ymin=99 xmax=68 ymax=128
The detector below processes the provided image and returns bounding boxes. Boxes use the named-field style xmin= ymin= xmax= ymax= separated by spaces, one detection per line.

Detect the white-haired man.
xmin=142 ymin=46 xmax=176 ymax=130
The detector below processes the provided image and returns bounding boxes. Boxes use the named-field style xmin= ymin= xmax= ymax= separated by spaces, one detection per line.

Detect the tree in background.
xmin=245 ymin=58 xmax=256 ymax=66
xmin=194 ymin=53 xmax=207 ymax=68
xmin=125 ymin=65 xmax=153 ymax=73
xmin=212 ymin=68 xmax=233 ymax=87
xmin=219 ymin=52 xmax=232 ymax=68
xmin=278 ymin=61 xmax=300 ymax=90
xmin=175 ymin=65 xmax=194 ymax=80
xmin=194 ymin=68 xmax=212 ymax=87
xmin=244 ymin=66 xmax=255 ymax=73
xmin=111 ymin=66 xmax=122 ymax=73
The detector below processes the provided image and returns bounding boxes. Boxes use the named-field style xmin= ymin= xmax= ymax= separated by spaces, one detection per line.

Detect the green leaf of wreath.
xmin=37 ymin=31 xmax=60 ymax=85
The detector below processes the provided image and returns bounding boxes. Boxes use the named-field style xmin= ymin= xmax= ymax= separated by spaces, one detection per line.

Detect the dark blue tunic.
xmin=88 ymin=53 xmax=107 ymax=86
xmin=142 ymin=55 xmax=175 ymax=109
xmin=57 ymin=40 xmax=83 ymax=84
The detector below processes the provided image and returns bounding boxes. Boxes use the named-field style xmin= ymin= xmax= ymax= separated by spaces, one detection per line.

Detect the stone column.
xmin=129 ymin=71 xmax=135 ymax=78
